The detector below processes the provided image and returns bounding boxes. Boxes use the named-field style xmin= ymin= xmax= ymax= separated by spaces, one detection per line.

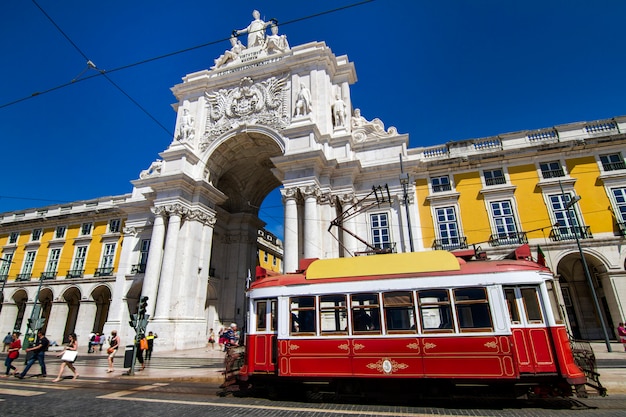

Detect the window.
xmin=256 ymin=301 xmax=267 ymax=331
xmin=434 ymin=207 xmax=463 ymax=250
xmin=351 ymin=293 xmax=381 ymax=333
xmin=101 ymin=243 xmax=116 ymax=268
xmin=72 ymin=246 xmax=88 ymax=271
xmin=550 ymin=194 xmax=579 ymax=239
xmin=453 ymin=287 xmax=493 ymax=332
xmin=8 ymin=232 xmax=18 ymax=244
xmin=22 ymin=251 xmax=36 ymax=274
xmin=419 ymin=289 xmax=453 ymax=332
xmin=290 ymin=296 xmax=316 ymax=334
xmin=138 ymin=239 xmax=150 ymax=266
xmin=263 ymin=252 xmax=268 ymax=263
xmin=539 ymin=161 xmax=565 ymax=179
xmin=546 ymin=280 xmax=564 ymax=324
xmin=80 ymin=222 xmax=92 ymax=236
xmin=600 ymin=153 xmax=626 ymax=171
xmin=484 ymin=168 xmax=506 ymax=186
xmin=504 ymin=288 xmax=521 ymax=324
xmin=320 ymin=294 xmax=348 ymax=334
xmin=108 ymin=219 xmax=121 ymax=233
xmin=272 ymin=257 xmax=277 ymax=266
xmin=46 ymin=248 xmax=61 ymax=273
xmin=431 ymin=175 xmax=451 ymax=192
xmin=370 ymin=213 xmax=391 ymax=250
xmin=521 ymin=287 xmax=543 ymax=323
xmin=383 ymin=291 xmax=416 ymax=333
xmin=490 ymin=200 xmax=520 ymax=243
xmin=31 ymin=228 xmax=42 ymax=241
xmin=612 ymin=187 xmax=626 ymax=223
xmin=0 ymin=253 xmax=13 ymax=278
xmin=55 ymin=226 xmax=66 ymax=239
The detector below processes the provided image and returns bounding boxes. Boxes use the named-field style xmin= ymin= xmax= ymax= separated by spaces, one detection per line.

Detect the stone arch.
xmin=11 ymin=289 xmax=28 ymax=333
xmin=201 ymin=126 xmax=285 ymax=214
xmin=38 ymin=287 xmax=54 ymax=334
xmin=60 ymin=286 xmax=81 ymax=344
xmin=556 ymin=250 xmax=614 ymax=340
xmin=90 ymin=285 xmax=112 ymax=335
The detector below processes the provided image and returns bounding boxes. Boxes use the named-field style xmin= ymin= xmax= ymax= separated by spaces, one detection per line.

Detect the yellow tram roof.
xmin=305 ymin=251 xmax=461 ymax=280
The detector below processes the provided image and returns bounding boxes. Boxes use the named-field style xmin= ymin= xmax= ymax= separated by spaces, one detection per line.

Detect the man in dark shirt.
xmin=16 ymin=329 xmax=49 ymax=379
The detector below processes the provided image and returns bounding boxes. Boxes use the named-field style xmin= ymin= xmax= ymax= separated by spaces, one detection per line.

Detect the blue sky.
xmin=2 ymin=1 xmax=625 ymax=240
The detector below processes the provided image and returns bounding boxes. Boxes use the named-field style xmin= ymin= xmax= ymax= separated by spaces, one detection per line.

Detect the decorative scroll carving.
xmin=366 ymin=358 xmax=409 ymax=374
xmin=187 ymin=209 xmax=217 ymax=226
xmin=139 ymin=160 xmax=162 ymax=179
xmin=280 ymin=187 xmax=299 ymax=202
xmin=302 ymin=185 xmax=321 ymax=201
xmin=351 ymin=108 xmax=398 ymax=143
xmin=202 ymin=75 xmax=289 ymax=143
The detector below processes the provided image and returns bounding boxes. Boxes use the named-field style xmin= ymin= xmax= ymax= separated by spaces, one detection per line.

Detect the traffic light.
xmin=129 ymin=313 xmax=138 ymax=329
xmin=138 ymin=296 xmax=149 ymax=318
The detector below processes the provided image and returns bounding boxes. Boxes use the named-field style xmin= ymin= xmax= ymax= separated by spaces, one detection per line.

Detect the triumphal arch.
xmin=109 ymin=11 xmax=417 ymax=349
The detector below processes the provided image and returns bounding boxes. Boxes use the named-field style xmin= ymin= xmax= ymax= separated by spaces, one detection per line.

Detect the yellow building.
xmin=414 ymin=118 xmax=626 ymax=341
xmin=257 ymin=229 xmax=283 ymax=273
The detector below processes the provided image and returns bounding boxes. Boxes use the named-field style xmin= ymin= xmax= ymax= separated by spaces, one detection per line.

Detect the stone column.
xmin=340 ymin=193 xmax=358 ymax=256
xmin=154 ymin=204 xmax=185 ymax=320
xmin=303 ymin=185 xmax=320 ymax=259
xmin=0 ymin=302 xmax=18 ymax=334
xmin=194 ymin=213 xmax=216 ymax=318
xmin=142 ymin=208 xmax=166 ymax=317
xmin=46 ymin=302 xmax=69 ymax=343
xmin=282 ymin=188 xmax=299 ymax=273
xmin=75 ymin=301 xmax=97 ymax=342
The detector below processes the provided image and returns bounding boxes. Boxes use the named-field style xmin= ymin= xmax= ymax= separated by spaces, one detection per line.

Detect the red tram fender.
xmin=240 ymin=250 xmax=596 ymax=398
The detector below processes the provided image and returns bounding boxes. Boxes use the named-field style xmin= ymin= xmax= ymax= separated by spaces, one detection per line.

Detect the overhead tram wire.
xmin=1 ymin=0 xmax=377 ymax=112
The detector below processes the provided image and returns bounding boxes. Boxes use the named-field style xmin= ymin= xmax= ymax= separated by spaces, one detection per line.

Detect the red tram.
xmin=236 ymin=248 xmax=593 ymax=399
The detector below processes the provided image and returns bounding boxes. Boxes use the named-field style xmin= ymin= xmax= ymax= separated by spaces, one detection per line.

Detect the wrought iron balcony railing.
xmin=432 ymin=236 xmax=468 ymax=251
xmin=16 ymin=273 xmax=32 ymax=281
xmin=602 ymin=161 xmax=626 ymax=171
xmin=549 ymin=226 xmax=593 ymax=242
xmin=131 ymin=263 xmax=147 ymax=274
xmin=41 ymin=271 xmax=57 ymax=280
xmin=489 ymin=232 xmax=528 ymax=247
xmin=485 ymin=176 xmax=506 ymax=186
xmin=94 ymin=267 xmax=114 ymax=277
xmin=541 ymin=169 xmax=565 ymax=179
xmin=66 ymin=269 xmax=84 ymax=279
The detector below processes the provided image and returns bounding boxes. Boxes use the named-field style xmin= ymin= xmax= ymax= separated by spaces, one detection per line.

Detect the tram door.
xmin=503 ymin=286 xmax=556 ymax=374
xmin=252 ymin=299 xmax=278 ymax=373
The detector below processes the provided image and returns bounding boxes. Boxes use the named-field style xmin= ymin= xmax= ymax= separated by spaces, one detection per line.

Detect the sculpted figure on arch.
xmin=332 ymin=94 xmax=346 ymax=128
xmin=294 ymin=83 xmax=312 ymax=117
xmin=264 ymin=23 xmax=289 ymax=54
xmin=214 ymin=35 xmax=244 ymax=68
xmin=235 ymin=9 xmax=270 ymax=48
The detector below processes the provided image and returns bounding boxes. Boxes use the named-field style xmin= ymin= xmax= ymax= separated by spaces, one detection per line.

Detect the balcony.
xmin=432 ymin=183 xmax=452 ymax=193
xmin=602 ymin=161 xmax=626 ymax=171
xmin=131 ymin=263 xmax=147 ymax=274
xmin=40 ymin=271 xmax=57 ymax=280
xmin=66 ymin=269 xmax=84 ymax=279
xmin=541 ymin=169 xmax=565 ymax=179
xmin=489 ymin=232 xmax=528 ymax=247
xmin=485 ymin=176 xmax=506 ymax=186
xmin=94 ymin=267 xmax=114 ymax=277
xmin=16 ymin=273 xmax=32 ymax=282
xmin=432 ymin=236 xmax=468 ymax=251
xmin=549 ymin=226 xmax=593 ymax=242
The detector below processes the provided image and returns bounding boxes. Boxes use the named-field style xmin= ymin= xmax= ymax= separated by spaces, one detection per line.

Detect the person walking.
xmin=208 ymin=328 xmax=216 ymax=350
xmin=16 ymin=329 xmax=49 ymax=379
xmin=106 ymin=330 xmax=120 ymax=373
xmin=3 ymin=332 xmax=21 ymax=376
xmin=145 ymin=331 xmax=156 ymax=360
xmin=2 ymin=332 xmax=12 ymax=352
xmin=98 ymin=332 xmax=105 ymax=352
xmin=52 ymin=333 xmax=79 ymax=382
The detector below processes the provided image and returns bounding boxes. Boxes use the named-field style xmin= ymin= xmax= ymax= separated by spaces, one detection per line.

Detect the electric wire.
xmin=1 ymin=0 xmax=376 ymax=112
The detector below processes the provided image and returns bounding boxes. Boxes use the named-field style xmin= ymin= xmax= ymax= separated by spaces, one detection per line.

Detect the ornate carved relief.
xmin=187 ymin=209 xmax=217 ymax=226
xmin=202 ymin=75 xmax=289 ymax=145
xmin=139 ymin=160 xmax=163 ymax=179
xmin=351 ymin=108 xmax=398 ymax=143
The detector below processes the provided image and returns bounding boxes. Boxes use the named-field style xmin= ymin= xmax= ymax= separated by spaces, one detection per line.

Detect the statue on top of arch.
xmin=212 ymin=10 xmax=290 ymax=70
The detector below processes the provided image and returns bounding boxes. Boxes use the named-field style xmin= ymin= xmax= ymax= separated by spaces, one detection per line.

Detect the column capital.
xmin=280 ymin=187 xmax=299 ymax=202
xmin=302 ymin=185 xmax=321 ymax=200
xmin=187 ymin=209 xmax=217 ymax=226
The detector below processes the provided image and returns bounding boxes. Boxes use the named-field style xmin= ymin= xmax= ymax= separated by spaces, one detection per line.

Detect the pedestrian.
xmin=98 ymin=332 xmax=106 ymax=352
xmin=618 ymin=322 xmax=626 ymax=351
xmin=52 ymin=333 xmax=79 ymax=382
xmin=218 ymin=326 xmax=226 ymax=350
xmin=87 ymin=332 xmax=95 ymax=353
xmin=223 ymin=323 xmax=239 ymax=352
xmin=3 ymin=332 xmax=21 ymax=377
xmin=208 ymin=328 xmax=216 ymax=350
xmin=136 ymin=335 xmax=147 ymax=371
xmin=16 ymin=329 xmax=49 ymax=379
xmin=106 ymin=330 xmax=120 ymax=373
xmin=2 ymin=332 xmax=12 ymax=352
xmin=145 ymin=331 xmax=156 ymax=360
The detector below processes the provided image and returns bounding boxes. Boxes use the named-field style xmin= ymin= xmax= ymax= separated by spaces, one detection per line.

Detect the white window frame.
xmin=72 ymin=246 xmax=88 ymax=271
xmin=138 ymin=239 xmax=150 ymax=266
xmin=80 ymin=222 xmax=93 ymax=236
xmin=31 ymin=228 xmax=42 ymax=242
xmin=21 ymin=251 xmax=37 ymax=274
xmin=108 ymin=219 xmax=121 ymax=233
xmin=8 ymin=232 xmax=18 ymax=245
xmin=100 ymin=243 xmax=116 ymax=269
xmin=430 ymin=175 xmax=452 ymax=193
xmin=0 ymin=253 xmax=13 ymax=276
xmin=370 ymin=212 xmax=392 ymax=251
xmin=46 ymin=248 xmax=61 ymax=273
xmin=434 ymin=206 xmax=463 ymax=250
xmin=54 ymin=225 xmax=67 ymax=239
xmin=539 ymin=160 xmax=566 ymax=179
xmin=483 ymin=168 xmax=507 ymax=187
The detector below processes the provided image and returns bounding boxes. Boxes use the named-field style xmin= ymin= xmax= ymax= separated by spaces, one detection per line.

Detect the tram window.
xmin=270 ymin=299 xmax=277 ymax=331
xmin=504 ymin=288 xmax=521 ymax=324
xmin=419 ymin=289 xmax=453 ymax=332
xmin=320 ymin=294 xmax=348 ymax=334
xmin=351 ymin=293 xmax=381 ymax=334
xmin=453 ymin=287 xmax=493 ymax=332
xmin=546 ymin=281 xmax=564 ymax=324
xmin=521 ymin=287 xmax=544 ymax=324
xmin=256 ymin=301 xmax=267 ymax=331
xmin=290 ymin=296 xmax=316 ymax=335
xmin=383 ymin=291 xmax=417 ymax=333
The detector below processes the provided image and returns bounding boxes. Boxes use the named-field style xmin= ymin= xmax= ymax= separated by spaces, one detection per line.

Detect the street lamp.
xmin=564 ymin=195 xmax=612 ymax=352
xmin=399 ymin=155 xmax=414 ymax=252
